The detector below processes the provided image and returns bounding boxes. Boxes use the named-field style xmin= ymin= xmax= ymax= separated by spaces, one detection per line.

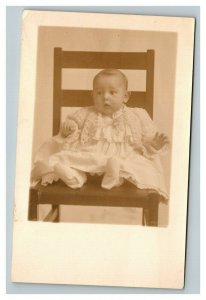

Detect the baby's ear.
xmin=124 ymin=91 xmax=131 ymax=103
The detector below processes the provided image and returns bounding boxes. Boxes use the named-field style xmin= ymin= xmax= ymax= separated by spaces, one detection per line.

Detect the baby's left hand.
xmin=150 ymin=132 xmax=169 ymax=150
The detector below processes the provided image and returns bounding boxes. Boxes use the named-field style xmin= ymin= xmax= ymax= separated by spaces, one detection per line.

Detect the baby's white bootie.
xmin=54 ymin=163 xmax=87 ymax=189
xmin=101 ymin=157 xmax=124 ymax=190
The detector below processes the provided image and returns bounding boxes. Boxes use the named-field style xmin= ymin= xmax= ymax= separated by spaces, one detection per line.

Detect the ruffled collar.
xmin=97 ymin=105 xmax=125 ymax=121
xmin=79 ymin=105 xmax=142 ymax=145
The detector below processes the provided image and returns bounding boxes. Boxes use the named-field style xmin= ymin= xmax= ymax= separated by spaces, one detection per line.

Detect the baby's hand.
xmin=150 ymin=132 xmax=169 ymax=150
xmin=61 ymin=119 xmax=78 ymax=137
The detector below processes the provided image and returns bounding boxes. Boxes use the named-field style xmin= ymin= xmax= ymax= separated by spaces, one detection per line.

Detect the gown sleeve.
xmin=134 ymin=108 xmax=157 ymax=140
xmin=133 ymin=108 xmax=169 ymax=157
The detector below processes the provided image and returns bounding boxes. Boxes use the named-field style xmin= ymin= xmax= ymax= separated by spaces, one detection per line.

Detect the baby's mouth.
xmin=104 ymin=104 xmax=111 ymax=108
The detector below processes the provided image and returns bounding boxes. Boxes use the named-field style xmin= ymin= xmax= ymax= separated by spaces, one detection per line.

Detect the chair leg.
xmin=143 ymin=194 xmax=159 ymax=226
xmin=142 ymin=208 xmax=145 ymax=226
xmin=43 ymin=205 xmax=60 ymax=222
xmin=28 ymin=188 xmax=38 ymax=221
xmin=53 ymin=205 xmax=60 ymax=222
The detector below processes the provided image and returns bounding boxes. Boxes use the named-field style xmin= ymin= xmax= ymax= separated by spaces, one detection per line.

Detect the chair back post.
xmin=146 ymin=49 xmax=155 ymax=118
xmin=53 ymin=47 xmax=62 ymax=135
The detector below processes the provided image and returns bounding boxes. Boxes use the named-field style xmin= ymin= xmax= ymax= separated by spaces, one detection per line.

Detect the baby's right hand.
xmin=61 ymin=119 xmax=78 ymax=137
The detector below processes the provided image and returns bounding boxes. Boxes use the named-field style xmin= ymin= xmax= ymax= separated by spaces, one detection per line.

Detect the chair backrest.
xmin=53 ymin=48 xmax=155 ymax=135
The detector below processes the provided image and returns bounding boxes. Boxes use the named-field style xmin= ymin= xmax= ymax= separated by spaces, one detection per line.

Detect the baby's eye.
xmin=110 ymin=90 xmax=117 ymax=95
xmin=95 ymin=90 xmax=102 ymax=95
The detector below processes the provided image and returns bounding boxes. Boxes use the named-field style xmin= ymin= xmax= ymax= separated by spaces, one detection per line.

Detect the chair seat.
xmin=29 ymin=175 xmax=160 ymax=225
xmin=30 ymin=175 xmax=159 ymax=208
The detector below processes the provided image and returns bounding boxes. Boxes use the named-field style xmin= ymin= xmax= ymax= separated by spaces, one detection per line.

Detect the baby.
xmin=32 ymin=69 xmax=169 ymax=200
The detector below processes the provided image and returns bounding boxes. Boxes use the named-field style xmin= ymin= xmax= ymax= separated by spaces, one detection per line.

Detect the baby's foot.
xmin=101 ymin=157 xmax=123 ymax=189
xmin=105 ymin=157 xmax=120 ymax=177
xmin=54 ymin=163 xmax=87 ymax=189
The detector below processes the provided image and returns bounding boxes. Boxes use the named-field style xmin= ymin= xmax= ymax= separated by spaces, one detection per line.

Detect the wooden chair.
xmin=28 ymin=47 xmax=160 ymax=226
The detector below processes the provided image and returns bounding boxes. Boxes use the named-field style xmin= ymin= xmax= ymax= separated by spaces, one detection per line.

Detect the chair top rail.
xmin=58 ymin=49 xmax=153 ymax=70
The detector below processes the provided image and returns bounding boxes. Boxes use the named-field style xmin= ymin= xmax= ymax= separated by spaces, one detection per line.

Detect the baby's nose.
xmin=103 ymin=93 xmax=110 ymax=101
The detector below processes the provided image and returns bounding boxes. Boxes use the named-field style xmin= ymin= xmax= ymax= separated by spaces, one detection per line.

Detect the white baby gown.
xmin=32 ymin=106 xmax=169 ymax=200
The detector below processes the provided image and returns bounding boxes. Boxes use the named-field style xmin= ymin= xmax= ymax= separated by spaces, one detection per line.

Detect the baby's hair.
xmin=93 ymin=69 xmax=128 ymax=89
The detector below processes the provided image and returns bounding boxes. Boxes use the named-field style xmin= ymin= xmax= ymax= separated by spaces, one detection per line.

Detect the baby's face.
xmin=92 ymin=75 xmax=129 ymax=116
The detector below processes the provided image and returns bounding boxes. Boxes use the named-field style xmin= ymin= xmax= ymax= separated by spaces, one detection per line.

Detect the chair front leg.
xmin=143 ymin=194 xmax=159 ymax=226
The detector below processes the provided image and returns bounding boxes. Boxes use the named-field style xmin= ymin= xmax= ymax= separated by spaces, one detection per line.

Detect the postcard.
xmin=11 ymin=10 xmax=195 ymax=288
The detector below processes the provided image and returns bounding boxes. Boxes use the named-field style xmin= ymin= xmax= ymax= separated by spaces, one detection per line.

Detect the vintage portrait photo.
xmin=29 ymin=25 xmax=176 ymax=227
xmin=11 ymin=11 xmax=195 ymax=288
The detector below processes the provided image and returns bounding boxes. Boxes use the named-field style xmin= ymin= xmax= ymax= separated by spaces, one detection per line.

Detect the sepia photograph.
xmin=11 ymin=10 xmax=195 ymax=288
xmin=29 ymin=26 xmax=176 ymax=226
